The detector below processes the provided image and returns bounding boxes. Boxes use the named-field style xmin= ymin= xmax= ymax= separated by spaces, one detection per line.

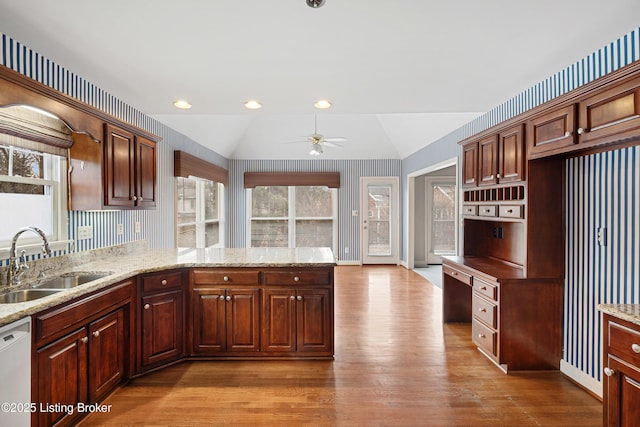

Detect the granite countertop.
xmin=0 ymin=243 xmax=336 ymax=328
xmin=598 ymin=304 xmax=640 ymax=326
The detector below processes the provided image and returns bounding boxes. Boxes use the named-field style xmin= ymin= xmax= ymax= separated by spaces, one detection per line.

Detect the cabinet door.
xmin=135 ymin=136 xmax=156 ymax=208
xmin=88 ymin=309 xmax=126 ymax=403
xmin=192 ymin=288 xmax=227 ymax=353
xmin=462 ymin=142 xmax=478 ymax=187
xmin=141 ymin=290 xmax=184 ymax=367
xmin=526 ymin=104 xmax=577 ymax=158
xmin=578 ymin=77 xmax=640 ymax=148
xmin=478 ymin=135 xmax=499 ymax=186
xmin=227 ymin=288 xmax=261 ymax=352
xmin=296 ymin=288 xmax=333 ymax=353
xmin=604 ymin=356 xmax=640 ymax=427
xmin=498 ymin=124 xmax=525 ymax=183
xmin=262 ymin=288 xmax=296 ymax=352
xmin=36 ymin=328 xmax=88 ymax=427
xmin=104 ymin=123 xmax=135 ymax=207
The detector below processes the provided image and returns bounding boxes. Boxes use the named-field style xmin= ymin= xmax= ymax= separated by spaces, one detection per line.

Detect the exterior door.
xmin=361 ymin=177 xmax=399 ymax=264
xmin=426 ymin=179 xmax=457 ymax=264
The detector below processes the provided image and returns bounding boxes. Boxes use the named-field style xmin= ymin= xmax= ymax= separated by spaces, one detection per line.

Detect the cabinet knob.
xmin=480 ymin=286 xmax=487 ymax=291
xmin=479 ymin=308 xmax=487 ymax=313
xmin=477 ymin=333 xmax=485 ymax=339
xmin=452 ymin=272 xmax=458 ymax=276
xmin=632 ymin=343 xmax=640 ymax=354
xmin=132 ymin=195 xmax=138 ymax=201
xmin=577 ymin=127 xmax=588 ymax=135
xmin=139 ymin=197 xmax=143 ymax=201
xmin=144 ymin=303 xmax=150 ymax=310
xmin=219 ymin=295 xmax=225 ymax=300
xmin=506 ymin=209 xmax=513 ymax=213
xmin=93 ymin=331 xmax=100 ymax=337
xmin=161 ymin=279 xmax=167 ymax=286
xmin=223 ymin=276 xmax=229 ymax=282
xmin=80 ymin=337 xmax=89 ymax=344
xmin=294 ymin=276 xmax=300 ymax=282
xmin=297 ymin=296 xmax=303 ymax=301
xmin=290 ymin=295 xmax=296 ymax=300
xmin=496 ymin=173 xmax=501 ymax=179
xmin=564 ymin=131 xmax=572 ymax=137
xmin=604 ymin=367 xmax=615 ymax=377
xmin=225 ymin=295 xmax=232 ymax=302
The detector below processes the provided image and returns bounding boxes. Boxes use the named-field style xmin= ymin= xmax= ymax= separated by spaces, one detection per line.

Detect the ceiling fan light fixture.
xmin=314 ymin=99 xmax=332 ymax=109
xmin=244 ymin=100 xmax=262 ymax=110
xmin=306 ymin=0 xmax=326 ymax=8
xmin=173 ymin=99 xmax=192 ymax=109
xmin=309 ymin=144 xmax=323 ymax=156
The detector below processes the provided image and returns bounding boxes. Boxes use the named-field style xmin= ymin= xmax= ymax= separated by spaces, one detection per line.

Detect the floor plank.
xmin=80 ymin=265 xmax=601 ymax=426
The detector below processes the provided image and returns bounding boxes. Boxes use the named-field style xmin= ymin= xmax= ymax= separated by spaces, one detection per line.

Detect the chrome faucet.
xmin=7 ymin=226 xmax=52 ymax=286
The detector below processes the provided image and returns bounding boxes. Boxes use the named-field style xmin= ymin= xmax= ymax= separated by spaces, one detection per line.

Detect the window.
xmin=176 ymin=176 xmax=224 ymax=248
xmin=248 ymin=185 xmax=337 ymax=250
xmin=0 ymin=144 xmax=68 ymax=253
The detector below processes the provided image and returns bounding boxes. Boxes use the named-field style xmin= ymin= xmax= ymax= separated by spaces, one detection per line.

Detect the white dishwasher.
xmin=0 ymin=317 xmax=31 ymax=427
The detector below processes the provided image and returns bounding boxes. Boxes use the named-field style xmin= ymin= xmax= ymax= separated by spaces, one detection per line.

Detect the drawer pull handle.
xmin=93 ymin=331 xmax=100 ymax=338
xmin=477 ymin=333 xmax=485 ymax=339
xmin=632 ymin=343 xmax=640 ymax=354
xmin=577 ymin=127 xmax=589 ymax=135
xmin=506 ymin=209 xmax=513 ymax=213
xmin=143 ymin=303 xmax=150 ymax=310
xmin=480 ymin=286 xmax=487 ymax=291
xmin=161 ymin=279 xmax=167 ymax=285
xmin=479 ymin=308 xmax=487 ymax=313
xmin=604 ymin=367 xmax=615 ymax=377
xmin=294 ymin=276 xmax=300 ymax=282
xmin=452 ymin=272 xmax=458 ymax=276
xmin=223 ymin=276 xmax=229 ymax=282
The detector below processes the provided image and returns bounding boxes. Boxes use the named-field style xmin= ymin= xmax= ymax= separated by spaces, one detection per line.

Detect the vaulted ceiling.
xmin=1 ymin=1 xmax=639 ymax=159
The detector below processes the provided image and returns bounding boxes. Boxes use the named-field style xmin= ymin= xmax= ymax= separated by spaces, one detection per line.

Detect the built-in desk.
xmin=442 ymin=255 xmax=562 ymax=372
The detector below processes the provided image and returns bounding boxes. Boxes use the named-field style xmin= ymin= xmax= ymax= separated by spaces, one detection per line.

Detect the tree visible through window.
xmin=176 ymin=176 xmax=224 ymax=248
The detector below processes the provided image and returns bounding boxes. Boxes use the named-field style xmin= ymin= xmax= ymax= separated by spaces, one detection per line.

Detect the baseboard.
xmin=336 ymin=260 xmax=361 ymax=266
xmin=560 ymin=359 xmax=602 ymax=399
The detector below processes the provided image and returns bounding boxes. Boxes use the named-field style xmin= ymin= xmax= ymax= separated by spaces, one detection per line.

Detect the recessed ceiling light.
xmin=314 ymin=99 xmax=332 ymax=109
xmin=244 ymin=100 xmax=262 ymax=110
xmin=173 ymin=100 xmax=192 ymax=109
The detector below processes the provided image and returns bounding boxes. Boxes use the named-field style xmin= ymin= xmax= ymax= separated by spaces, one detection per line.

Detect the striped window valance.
xmin=0 ymin=105 xmax=74 ymax=157
xmin=174 ymin=150 xmax=228 ymax=185
xmin=244 ymin=171 xmax=340 ymax=188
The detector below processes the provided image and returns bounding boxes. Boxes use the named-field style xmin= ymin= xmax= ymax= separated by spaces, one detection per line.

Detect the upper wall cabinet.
xmin=527 ymin=76 xmax=640 ymax=159
xmin=104 ymin=124 xmax=156 ymax=209
xmin=462 ymin=125 xmax=526 ymax=188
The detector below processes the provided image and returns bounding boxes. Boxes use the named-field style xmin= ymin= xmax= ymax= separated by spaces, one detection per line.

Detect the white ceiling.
xmin=1 ymin=1 xmax=639 ymax=160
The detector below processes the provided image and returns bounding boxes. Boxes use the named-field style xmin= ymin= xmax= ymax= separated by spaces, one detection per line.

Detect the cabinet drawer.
xmin=442 ymin=265 xmax=472 ymax=286
xmin=473 ymin=293 xmax=497 ymax=328
xmin=141 ymin=270 xmax=183 ymax=292
xmin=191 ymin=269 xmax=260 ymax=286
xmin=499 ymin=204 xmax=524 ymax=219
xmin=472 ymin=319 xmax=497 ymax=357
xmin=607 ymin=320 xmax=640 ymax=366
xmin=463 ymin=205 xmax=478 ymax=216
xmin=478 ymin=205 xmax=497 ymax=217
xmin=264 ymin=270 xmax=332 ymax=286
xmin=473 ymin=278 xmax=498 ymax=301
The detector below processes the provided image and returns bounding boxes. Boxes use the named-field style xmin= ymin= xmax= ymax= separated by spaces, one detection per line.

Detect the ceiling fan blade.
xmin=323 ymin=137 xmax=347 ymax=142
xmin=323 ymin=141 xmax=344 ymax=148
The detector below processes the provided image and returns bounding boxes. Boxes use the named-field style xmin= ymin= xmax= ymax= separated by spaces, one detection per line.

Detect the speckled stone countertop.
xmin=0 ymin=242 xmax=336 ymax=328
xmin=598 ymin=304 xmax=640 ymax=326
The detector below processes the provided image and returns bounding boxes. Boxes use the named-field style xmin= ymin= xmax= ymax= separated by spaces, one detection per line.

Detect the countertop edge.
xmin=598 ymin=304 xmax=640 ymax=326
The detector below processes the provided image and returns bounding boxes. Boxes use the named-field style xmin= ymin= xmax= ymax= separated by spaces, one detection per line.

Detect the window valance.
xmin=244 ymin=171 xmax=340 ymax=188
xmin=174 ymin=150 xmax=228 ymax=185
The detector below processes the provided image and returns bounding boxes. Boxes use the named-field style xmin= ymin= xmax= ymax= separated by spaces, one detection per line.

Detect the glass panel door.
xmin=427 ymin=181 xmax=456 ymax=264
xmin=361 ymin=177 xmax=399 ymax=264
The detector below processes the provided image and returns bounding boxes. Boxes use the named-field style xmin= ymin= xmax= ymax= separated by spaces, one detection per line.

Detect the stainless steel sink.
xmin=33 ymin=272 xmax=111 ymax=290
xmin=0 ymin=289 xmax=62 ymax=304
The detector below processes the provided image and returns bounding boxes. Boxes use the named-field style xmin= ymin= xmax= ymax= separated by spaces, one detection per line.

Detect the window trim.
xmin=175 ymin=176 xmax=225 ymax=249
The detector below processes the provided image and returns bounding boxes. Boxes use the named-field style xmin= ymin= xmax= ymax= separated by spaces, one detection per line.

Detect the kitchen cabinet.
xmin=138 ymin=270 xmax=185 ymax=371
xmin=526 ymin=104 xmax=577 ymax=157
xmin=190 ymin=269 xmax=261 ymax=354
xmin=498 ymin=124 xmax=525 ymax=183
xmin=462 ymin=142 xmax=478 ymax=187
xmin=33 ymin=280 xmax=132 ymax=427
xmin=478 ymin=134 xmax=499 ymax=186
xmin=104 ymin=123 xmax=156 ymax=208
xmin=602 ymin=313 xmax=640 ymax=427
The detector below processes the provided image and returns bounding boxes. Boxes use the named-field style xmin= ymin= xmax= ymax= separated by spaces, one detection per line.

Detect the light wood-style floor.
xmin=81 ymin=266 xmax=601 ymax=426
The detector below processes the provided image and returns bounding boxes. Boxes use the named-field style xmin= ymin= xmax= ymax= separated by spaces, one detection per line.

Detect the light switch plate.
xmin=77 ymin=225 xmax=93 ymax=240
xmin=117 ymin=223 xmax=124 ymax=235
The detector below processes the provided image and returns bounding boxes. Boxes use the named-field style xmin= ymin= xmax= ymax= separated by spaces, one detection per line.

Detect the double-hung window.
xmin=176 ymin=176 xmax=224 ymax=248
xmin=248 ymin=185 xmax=337 ymax=250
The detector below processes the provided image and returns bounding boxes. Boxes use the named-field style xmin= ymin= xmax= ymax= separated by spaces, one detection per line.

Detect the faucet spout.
xmin=7 ymin=226 xmax=52 ymax=286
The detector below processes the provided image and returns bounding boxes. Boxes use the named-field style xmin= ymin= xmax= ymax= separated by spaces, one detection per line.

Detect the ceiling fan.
xmin=286 ymin=115 xmax=347 ymax=156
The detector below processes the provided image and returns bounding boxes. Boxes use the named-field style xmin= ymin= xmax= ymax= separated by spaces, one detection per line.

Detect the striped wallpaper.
xmin=229 ymin=159 xmax=401 ymax=262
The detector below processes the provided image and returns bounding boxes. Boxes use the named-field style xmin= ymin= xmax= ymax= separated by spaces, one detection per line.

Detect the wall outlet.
xmin=117 ymin=223 xmax=124 ymax=235
xmin=352 ymin=210 xmax=358 ymax=217
xmin=134 ymin=221 xmax=141 ymax=233
xmin=597 ymin=227 xmax=607 ymax=246
xmin=77 ymin=225 xmax=93 ymax=240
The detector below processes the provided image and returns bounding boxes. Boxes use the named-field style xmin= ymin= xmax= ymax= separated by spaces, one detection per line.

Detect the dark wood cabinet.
xmin=603 ymin=314 xmax=640 ymax=427
xmin=478 ymin=135 xmax=499 ymax=186
xmin=498 ymin=124 xmax=525 ymax=183
xmin=33 ymin=281 xmax=132 ymax=427
xmin=462 ymin=142 xmax=478 ymax=187
xmin=526 ymin=104 xmax=577 ymax=157
xmin=104 ymin=123 xmax=156 ymax=208
xmin=138 ymin=270 xmax=185 ymax=371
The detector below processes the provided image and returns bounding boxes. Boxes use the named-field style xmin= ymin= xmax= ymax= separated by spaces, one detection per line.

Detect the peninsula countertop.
xmin=598 ymin=304 xmax=640 ymax=327
xmin=0 ymin=245 xmax=336 ymax=327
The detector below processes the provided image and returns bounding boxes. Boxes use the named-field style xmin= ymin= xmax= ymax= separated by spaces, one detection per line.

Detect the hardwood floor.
xmin=80 ymin=266 xmax=601 ymax=426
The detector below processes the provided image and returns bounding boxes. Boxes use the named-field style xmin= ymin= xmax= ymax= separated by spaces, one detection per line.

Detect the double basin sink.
xmin=0 ymin=272 xmax=111 ymax=304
